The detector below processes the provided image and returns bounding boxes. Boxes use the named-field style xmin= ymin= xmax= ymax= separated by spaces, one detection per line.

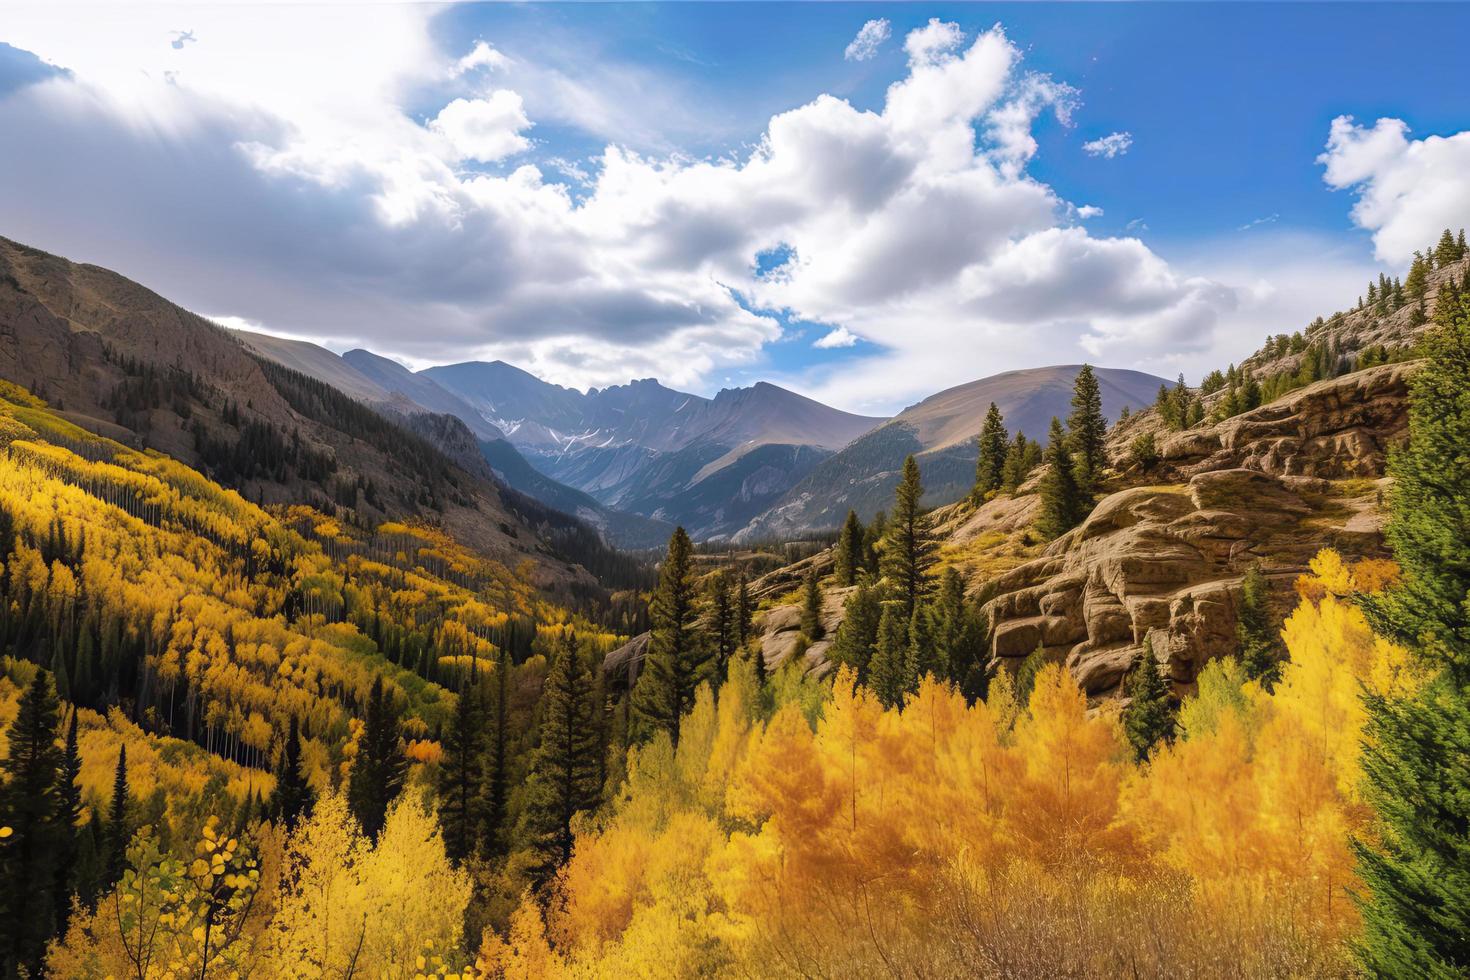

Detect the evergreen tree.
xmin=864 ymin=510 xmax=886 ymax=575
xmin=1434 ymin=227 xmax=1459 ymax=267
xmin=904 ymin=603 xmax=940 ymax=693
xmin=800 ymin=569 xmax=825 ymax=642
xmin=869 ymin=602 xmax=909 ymax=708
xmin=55 ymin=707 xmax=83 ymax=937
xmin=1355 ymin=288 xmax=1470 ymax=976
xmin=1122 ymin=640 xmax=1176 ymax=761
xmin=102 ymin=744 xmax=130 ymax=891
xmin=347 ymin=677 xmax=407 ymax=840
xmin=1067 ymin=365 xmax=1108 ymax=496
xmin=1001 ymin=432 xmax=1032 ymax=493
xmin=477 ymin=648 xmax=512 ymax=860
xmin=436 ymin=688 xmax=482 ymax=865
xmin=0 ymin=671 xmax=65 ymax=976
xmin=1037 ymin=417 xmax=1085 ymax=540
xmin=932 ymin=567 xmax=981 ymax=692
xmin=881 ymin=456 xmax=935 ymax=624
xmin=974 ymin=402 xmax=1008 ymax=498
xmin=833 ymin=510 xmax=864 ymax=587
xmin=267 ymin=716 xmax=314 ymax=832
xmin=522 ymin=633 xmax=602 ymax=885
xmin=735 ymin=574 xmax=754 ymax=652
xmin=828 ymin=575 xmax=882 ymax=681
xmin=706 ymin=572 xmax=738 ymax=680
xmin=1236 ymin=564 xmax=1280 ymax=687
xmin=633 ymin=527 xmax=710 ymax=746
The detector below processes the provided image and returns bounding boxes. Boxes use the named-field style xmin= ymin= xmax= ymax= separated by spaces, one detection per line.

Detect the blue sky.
xmin=1 ymin=3 xmax=1467 ymax=413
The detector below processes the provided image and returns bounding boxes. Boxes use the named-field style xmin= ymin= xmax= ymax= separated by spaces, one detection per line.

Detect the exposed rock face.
xmin=1111 ymin=362 xmax=1415 ymax=483
xmin=978 ymin=469 xmax=1382 ymax=697
xmin=756 ymin=586 xmax=852 ymax=678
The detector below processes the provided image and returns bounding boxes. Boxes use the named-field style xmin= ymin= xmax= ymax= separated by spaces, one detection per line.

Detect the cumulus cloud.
xmin=844 ymin=19 xmax=890 ymax=62
xmin=813 ymin=326 xmax=858 ymax=349
xmin=452 ymin=40 xmax=508 ymax=77
xmin=0 ymin=10 xmax=1259 ymax=406
xmin=430 ymin=91 xmax=532 ymax=163
xmin=1083 ymin=131 xmax=1132 ymax=158
xmin=1318 ymin=115 xmax=1470 ymax=265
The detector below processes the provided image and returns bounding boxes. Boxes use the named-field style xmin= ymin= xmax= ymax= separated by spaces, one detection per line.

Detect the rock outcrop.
xmin=978 ymin=468 xmax=1384 ymax=697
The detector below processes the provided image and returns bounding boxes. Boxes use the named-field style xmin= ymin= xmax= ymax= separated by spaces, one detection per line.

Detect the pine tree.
xmin=904 ymin=603 xmax=940 ymax=693
xmin=102 ymin=744 xmax=130 ymax=891
xmin=1122 ymin=640 xmax=1176 ymax=761
xmin=55 ymin=707 xmax=83 ymax=937
xmin=706 ymin=572 xmax=737 ymax=680
xmin=869 ymin=602 xmax=909 ymax=708
xmin=477 ymin=648 xmax=512 ymax=860
xmin=1037 ymin=417 xmax=1085 ymax=540
xmin=1434 ymin=227 xmax=1459 ymax=267
xmin=1001 ymin=432 xmax=1032 ymax=492
xmin=932 ymin=567 xmax=980 ymax=691
xmin=522 ymin=633 xmax=602 ymax=885
xmin=974 ymin=402 xmax=1008 ymax=499
xmin=1405 ymin=252 xmax=1429 ymax=301
xmin=632 ymin=527 xmax=710 ymax=746
xmin=735 ymin=574 xmax=754 ymax=652
xmin=436 ymin=687 xmax=482 ymax=865
xmin=1355 ymin=287 xmax=1470 ymax=976
xmin=1236 ymin=564 xmax=1279 ymax=687
xmin=828 ymin=575 xmax=882 ymax=681
xmin=0 ymin=671 xmax=65 ymax=976
xmin=1067 ymin=365 xmax=1107 ymax=497
xmin=800 ymin=569 xmax=824 ymax=641
xmin=881 ymin=456 xmax=935 ymax=624
xmin=864 ymin=510 xmax=886 ymax=575
xmin=347 ymin=677 xmax=406 ymax=840
xmin=268 ymin=716 xmax=314 ymax=832
xmin=834 ymin=510 xmax=864 ymax=587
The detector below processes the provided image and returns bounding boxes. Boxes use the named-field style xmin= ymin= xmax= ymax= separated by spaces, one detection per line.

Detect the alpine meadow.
xmin=0 ymin=4 xmax=1468 ymax=978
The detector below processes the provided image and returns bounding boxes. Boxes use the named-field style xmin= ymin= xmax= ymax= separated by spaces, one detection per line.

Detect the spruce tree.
xmin=834 ymin=510 xmax=864 ymax=587
xmin=0 ymin=671 xmax=65 ymax=976
xmin=864 ymin=510 xmax=886 ymax=575
xmin=1355 ymin=288 xmax=1470 ymax=976
xmin=869 ymin=602 xmax=909 ymax=708
xmin=102 ymin=744 xmax=130 ymax=891
xmin=735 ymin=574 xmax=753 ymax=651
xmin=974 ymin=402 xmax=1008 ymax=499
xmin=55 ymin=707 xmax=83 ymax=937
xmin=800 ymin=569 xmax=824 ymax=641
xmin=347 ymin=677 xmax=406 ymax=840
xmin=632 ymin=527 xmax=710 ymax=746
xmin=1037 ymin=417 xmax=1085 ymax=540
xmin=522 ymin=633 xmax=602 ymax=885
xmin=477 ymin=648 xmax=512 ymax=860
xmin=905 ymin=603 xmax=940 ymax=692
xmin=436 ymin=688 xmax=482 ymax=865
xmin=829 ymin=575 xmax=882 ymax=681
xmin=706 ymin=572 xmax=737 ymax=680
xmin=1067 ymin=365 xmax=1107 ymax=497
xmin=1434 ymin=227 xmax=1459 ymax=267
xmin=1236 ymin=564 xmax=1280 ymax=687
xmin=268 ymin=716 xmax=313 ymax=831
xmin=1001 ymin=432 xmax=1032 ymax=493
xmin=881 ymin=456 xmax=935 ymax=624
xmin=1122 ymin=640 xmax=1176 ymax=761
xmin=932 ymin=567 xmax=980 ymax=690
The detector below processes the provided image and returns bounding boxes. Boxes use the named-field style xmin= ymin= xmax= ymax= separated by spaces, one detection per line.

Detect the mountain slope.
xmin=424 ymin=362 xmax=883 ymax=537
xmin=341 ymin=347 xmax=506 ymax=441
xmin=0 ymin=235 xmax=606 ymax=584
xmin=738 ymin=364 xmax=1167 ymax=539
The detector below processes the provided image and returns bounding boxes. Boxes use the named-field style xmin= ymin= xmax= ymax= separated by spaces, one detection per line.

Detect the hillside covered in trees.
xmin=0 ymin=234 xmax=1466 ymax=979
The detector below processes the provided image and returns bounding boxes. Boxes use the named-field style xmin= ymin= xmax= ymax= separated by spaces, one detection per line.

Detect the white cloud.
xmin=1083 ymin=131 xmax=1132 ymax=158
xmin=452 ymin=41 xmax=509 ymax=77
xmin=1318 ymin=115 xmax=1470 ymax=265
xmin=1237 ymin=213 xmax=1279 ymax=232
xmin=430 ymin=92 xmax=532 ymax=163
xmin=813 ymin=326 xmax=858 ymax=349
xmin=844 ymin=19 xmax=891 ymax=62
xmin=0 ymin=12 xmax=1332 ymax=410
xmin=1075 ymin=205 xmax=1104 ymax=219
